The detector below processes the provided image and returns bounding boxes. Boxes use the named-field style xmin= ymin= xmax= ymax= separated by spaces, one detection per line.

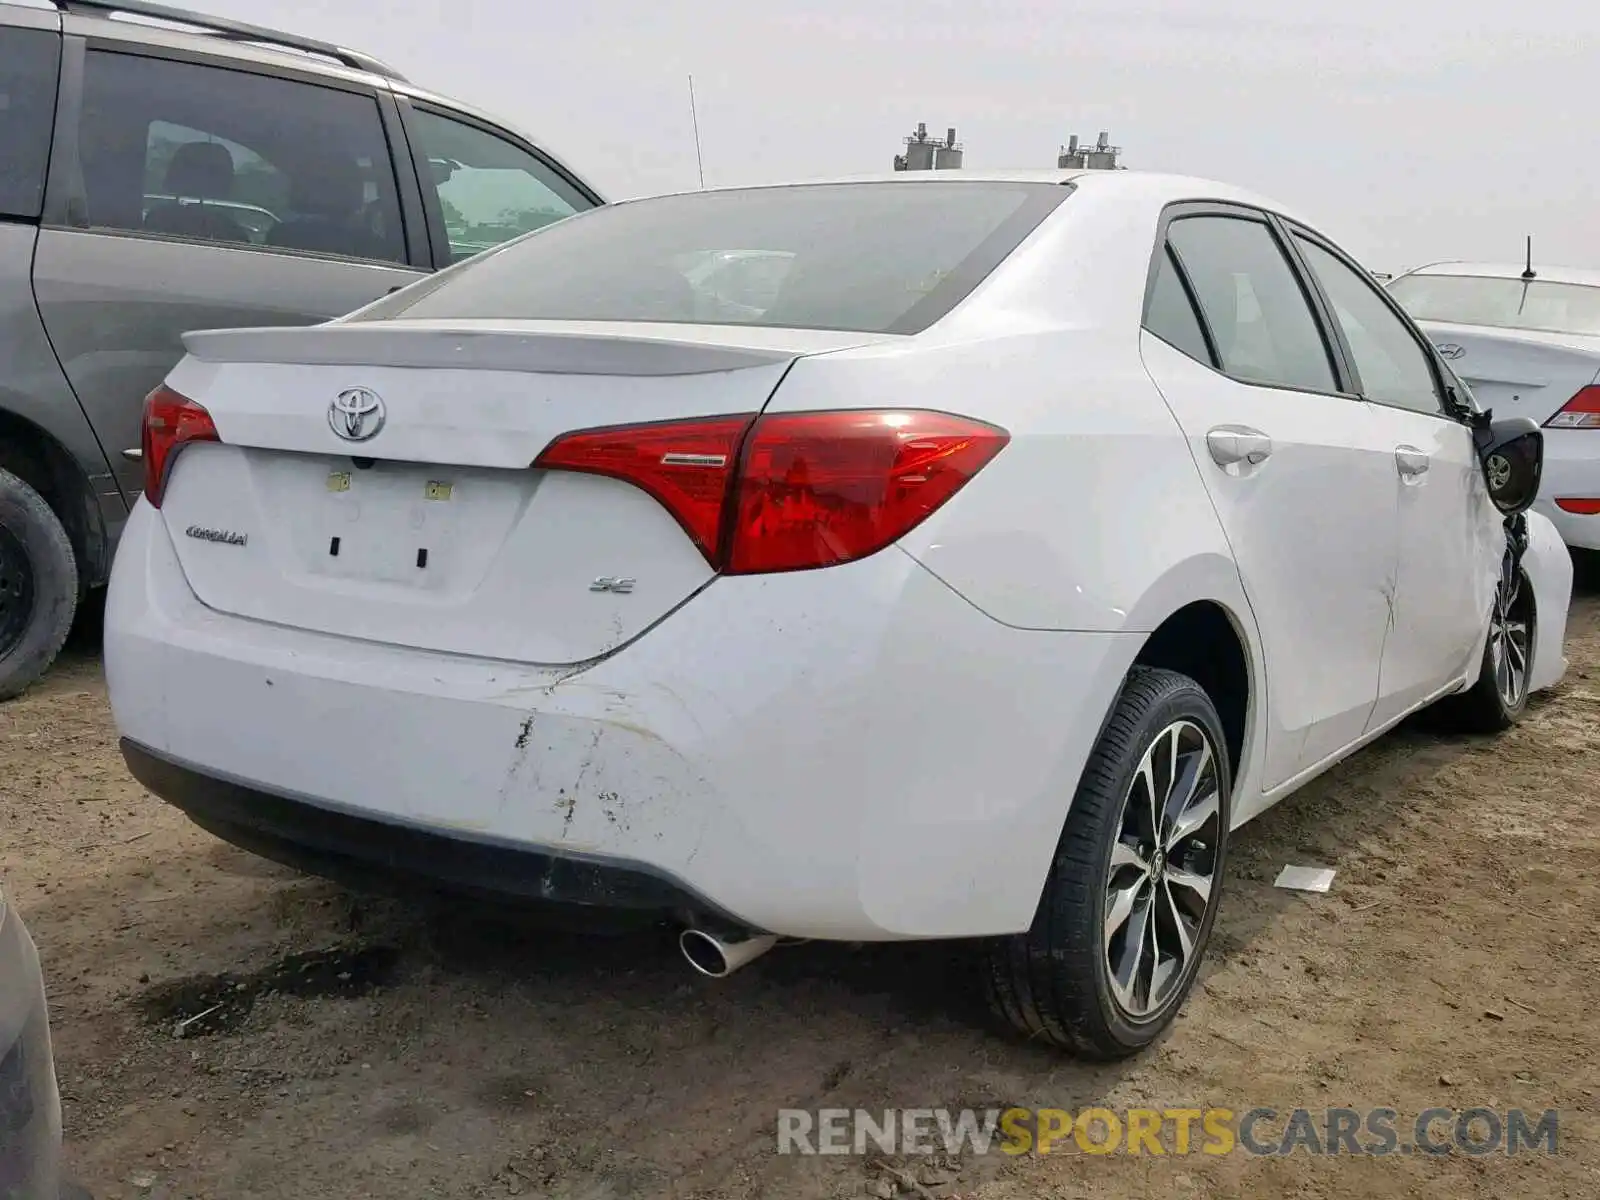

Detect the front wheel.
xmin=982 ymin=666 xmax=1231 ymax=1059
xmin=1436 ymin=553 xmax=1533 ymax=734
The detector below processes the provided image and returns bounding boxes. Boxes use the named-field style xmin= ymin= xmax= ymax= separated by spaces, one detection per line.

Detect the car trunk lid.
xmin=1417 ymin=320 xmax=1600 ymax=424
xmin=156 ymin=320 xmax=890 ymax=664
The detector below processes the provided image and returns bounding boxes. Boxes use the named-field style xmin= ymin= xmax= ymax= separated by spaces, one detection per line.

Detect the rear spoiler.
xmin=180 ymin=323 xmax=809 ymax=377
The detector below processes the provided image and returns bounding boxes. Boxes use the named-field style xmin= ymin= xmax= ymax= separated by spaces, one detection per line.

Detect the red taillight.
xmin=726 ymin=410 xmax=1009 ymax=574
xmin=141 ymin=385 xmax=219 ymax=508
xmin=1544 ymin=385 xmax=1600 ymax=429
xmin=533 ymin=409 xmax=1009 ymax=574
xmin=532 ymin=415 xmax=755 ymax=562
xmin=1554 ymin=498 xmax=1600 ymax=515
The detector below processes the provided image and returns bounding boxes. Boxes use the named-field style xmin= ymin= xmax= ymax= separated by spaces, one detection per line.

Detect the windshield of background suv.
xmin=1388 ymin=273 xmax=1600 ymax=338
xmin=359 ymin=181 xmax=1071 ymax=334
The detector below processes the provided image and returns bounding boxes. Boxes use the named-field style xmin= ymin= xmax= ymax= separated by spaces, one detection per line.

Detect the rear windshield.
xmin=0 ymin=26 xmax=61 ymax=220
xmin=1388 ymin=273 xmax=1600 ymax=338
xmin=362 ymin=181 xmax=1070 ymax=334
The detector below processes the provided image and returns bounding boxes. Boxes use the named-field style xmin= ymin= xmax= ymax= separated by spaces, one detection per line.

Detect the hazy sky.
xmin=200 ymin=0 xmax=1597 ymax=273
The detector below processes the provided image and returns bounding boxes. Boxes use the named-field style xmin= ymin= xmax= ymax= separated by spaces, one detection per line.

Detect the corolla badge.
xmin=186 ymin=525 xmax=247 ymax=546
xmin=1435 ymin=343 xmax=1466 ymax=361
xmin=329 ymin=387 xmax=386 ymax=442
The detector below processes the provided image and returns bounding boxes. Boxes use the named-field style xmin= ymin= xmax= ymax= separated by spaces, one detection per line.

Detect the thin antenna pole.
xmin=688 ymin=74 xmax=706 ymax=189
xmin=1522 ymin=234 xmax=1536 ymax=281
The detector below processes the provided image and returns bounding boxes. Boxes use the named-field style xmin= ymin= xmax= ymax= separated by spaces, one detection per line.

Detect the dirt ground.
xmin=3 ymin=578 xmax=1598 ymax=1200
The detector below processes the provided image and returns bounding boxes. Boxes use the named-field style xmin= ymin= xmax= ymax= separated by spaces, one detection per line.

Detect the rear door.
xmin=1288 ymin=231 xmax=1498 ymax=724
xmin=1139 ymin=206 xmax=1397 ymax=791
xmin=33 ymin=34 xmax=429 ymax=504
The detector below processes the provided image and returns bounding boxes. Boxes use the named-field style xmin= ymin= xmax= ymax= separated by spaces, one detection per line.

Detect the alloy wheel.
xmin=1489 ymin=559 xmax=1532 ymax=710
xmin=1104 ymin=719 xmax=1223 ymax=1020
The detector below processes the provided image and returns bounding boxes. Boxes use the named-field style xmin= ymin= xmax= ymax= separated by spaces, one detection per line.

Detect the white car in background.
xmin=106 ymin=171 xmax=1571 ymax=1060
xmin=1388 ymin=262 xmax=1600 ymax=549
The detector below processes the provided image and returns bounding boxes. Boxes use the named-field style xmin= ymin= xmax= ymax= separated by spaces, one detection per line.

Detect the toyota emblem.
xmin=329 ymin=388 xmax=386 ymax=442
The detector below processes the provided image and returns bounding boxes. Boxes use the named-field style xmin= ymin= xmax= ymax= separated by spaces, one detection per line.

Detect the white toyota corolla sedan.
xmin=105 ymin=170 xmax=1572 ymax=1059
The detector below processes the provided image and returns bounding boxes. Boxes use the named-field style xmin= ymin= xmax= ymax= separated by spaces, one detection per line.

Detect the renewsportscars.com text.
xmin=776 ymin=1106 xmax=1559 ymax=1157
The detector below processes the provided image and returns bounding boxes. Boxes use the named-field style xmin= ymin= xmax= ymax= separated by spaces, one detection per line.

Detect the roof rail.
xmin=54 ymin=0 xmax=409 ymax=82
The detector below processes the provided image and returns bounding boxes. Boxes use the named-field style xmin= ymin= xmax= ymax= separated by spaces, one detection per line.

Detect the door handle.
xmin=1395 ymin=446 xmax=1430 ymax=478
xmin=1206 ymin=427 xmax=1273 ymax=467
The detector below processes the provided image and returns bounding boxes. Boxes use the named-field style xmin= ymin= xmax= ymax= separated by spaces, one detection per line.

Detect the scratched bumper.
xmin=105 ymin=501 xmax=1134 ymax=941
xmin=119 ymin=739 xmax=737 ymax=921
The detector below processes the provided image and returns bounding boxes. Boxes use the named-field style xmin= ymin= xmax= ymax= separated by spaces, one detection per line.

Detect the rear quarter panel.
xmin=773 ymin=328 xmax=1247 ymax=637
xmin=768 ymin=180 xmax=1250 ymax=640
xmin=765 ymin=180 xmax=1269 ymax=814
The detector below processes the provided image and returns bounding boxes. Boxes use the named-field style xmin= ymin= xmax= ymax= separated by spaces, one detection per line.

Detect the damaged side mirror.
xmin=1470 ymin=410 xmax=1543 ymax=515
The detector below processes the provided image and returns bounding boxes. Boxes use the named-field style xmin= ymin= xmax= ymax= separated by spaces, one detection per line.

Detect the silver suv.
xmin=0 ymin=0 xmax=604 ymax=698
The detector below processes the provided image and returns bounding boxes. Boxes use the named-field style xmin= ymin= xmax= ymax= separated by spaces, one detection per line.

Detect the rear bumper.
xmin=106 ymin=502 xmax=1139 ymax=941
xmin=120 ymin=739 xmax=742 ymax=923
xmin=1534 ymin=430 xmax=1600 ymax=551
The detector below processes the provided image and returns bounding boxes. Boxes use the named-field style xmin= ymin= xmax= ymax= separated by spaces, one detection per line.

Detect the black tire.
xmin=982 ymin=666 xmax=1232 ymax=1059
xmin=1435 ymin=559 xmax=1534 ymax=735
xmin=0 ymin=467 xmax=78 ymax=702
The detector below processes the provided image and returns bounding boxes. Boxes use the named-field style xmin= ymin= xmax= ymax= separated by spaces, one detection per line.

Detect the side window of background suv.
xmin=0 ymin=26 xmax=59 ymax=220
xmin=406 ymin=108 xmax=592 ymax=264
xmin=77 ymin=51 xmax=407 ymax=265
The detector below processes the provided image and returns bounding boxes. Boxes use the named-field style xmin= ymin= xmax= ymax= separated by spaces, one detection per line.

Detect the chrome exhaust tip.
xmin=679 ymin=927 xmax=779 ymax=978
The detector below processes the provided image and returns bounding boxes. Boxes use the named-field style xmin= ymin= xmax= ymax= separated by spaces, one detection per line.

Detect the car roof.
xmin=32 ymin=1 xmax=404 ymax=82
xmin=3 ymin=0 xmax=603 ymax=202
xmin=632 ymin=168 xmax=1314 ymax=220
xmin=1399 ymin=261 xmax=1600 ymax=288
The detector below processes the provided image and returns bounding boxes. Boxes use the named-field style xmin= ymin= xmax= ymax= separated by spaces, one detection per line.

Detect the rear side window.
xmin=77 ymin=51 xmax=406 ymax=264
xmin=1144 ymin=247 xmax=1213 ymax=365
xmin=1168 ymin=215 xmax=1337 ymax=394
xmin=406 ymin=108 xmax=592 ymax=264
xmin=363 ymin=181 xmax=1070 ymax=334
xmin=0 ymin=27 xmax=61 ymax=220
